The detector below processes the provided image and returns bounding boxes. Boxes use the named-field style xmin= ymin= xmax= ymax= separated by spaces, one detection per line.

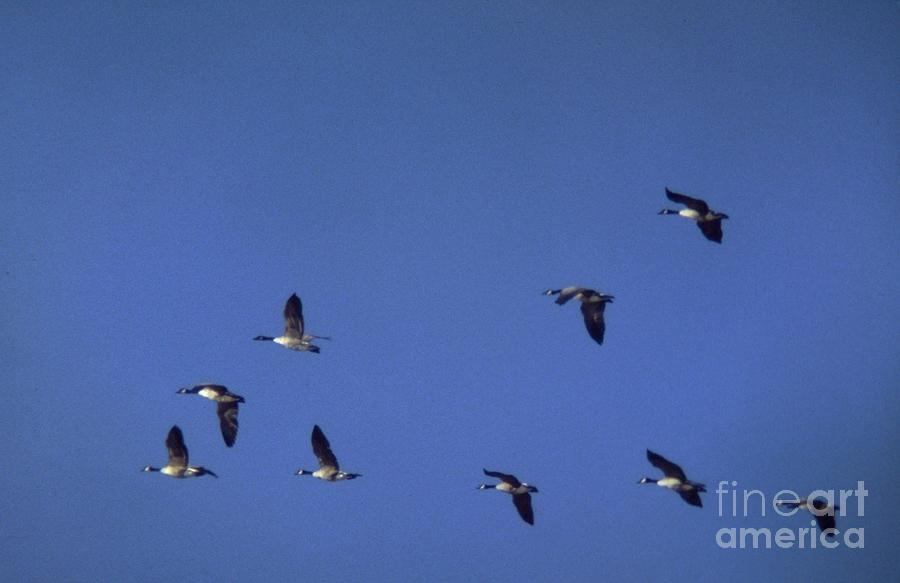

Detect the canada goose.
xmin=478 ymin=469 xmax=538 ymax=525
xmin=543 ymin=287 xmax=614 ymax=345
xmin=142 ymin=425 xmax=217 ymax=478
xmin=658 ymin=187 xmax=729 ymax=243
xmin=295 ymin=425 xmax=361 ymax=481
xmin=776 ymin=497 xmax=839 ymax=536
xmin=638 ymin=450 xmax=705 ymax=507
xmin=176 ymin=384 xmax=245 ymax=448
xmin=253 ymin=293 xmax=327 ymax=353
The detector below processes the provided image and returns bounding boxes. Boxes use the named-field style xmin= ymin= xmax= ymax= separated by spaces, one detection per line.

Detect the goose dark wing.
xmin=580 ymin=300 xmax=608 ymax=345
xmin=216 ymin=401 xmax=239 ymax=447
xmin=483 ymin=469 xmax=521 ymax=488
xmin=283 ymin=293 xmax=305 ymax=340
xmin=679 ymin=490 xmax=703 ymax=508
xmin=311 ymin=425 xmax=339 ymax=470
xmin=697 ymin=219 xmax=724 ymax=243
xmin=665 ymin=188 xmax=710 ymax=214
xmin=809 ymin=499 xmax=837 ymax=535
xmin=814 ymin=513 xmax=836 ymax=535
xmin=166 ymin=425 xmax=188 ymax=468
xmin=646 ymin=450 xmax=687 ymax=482
xmin=512 ymin=492 xmax=535 ymax=525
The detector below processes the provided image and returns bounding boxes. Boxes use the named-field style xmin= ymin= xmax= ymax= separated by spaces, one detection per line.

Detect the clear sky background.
xmin=2 ymin=1 xmax=898 ymax=581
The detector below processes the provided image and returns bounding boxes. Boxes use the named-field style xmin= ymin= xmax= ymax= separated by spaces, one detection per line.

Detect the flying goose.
xmin=142 ymin=425 xmax=217 ymax=478
xmin=478 ymin=469 xmax=538 ymax=525
xmin=253 ymin=293 xmax=327 ymax=353
xmin=295 ymin=425 xmax=361 ymax=481
xmin=638 ymin=450 xmax=705 ymax=507
xmin=176 ymin=384 xmax=245 ymax=447
xmin=658 ymin=187 xmax=729 ymax=243
xmin=776 ymin=497 xmax=839 ymax=536
xmin=544 ymin=286 xmax=614 ymax=345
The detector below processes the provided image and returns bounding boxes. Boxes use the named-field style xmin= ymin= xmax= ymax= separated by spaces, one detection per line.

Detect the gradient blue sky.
xmin=2 ymin=1 xmax=898 ymax=581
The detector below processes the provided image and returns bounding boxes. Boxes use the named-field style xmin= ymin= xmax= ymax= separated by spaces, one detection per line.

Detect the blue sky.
xmin=2 ymin=1 xmax=898 ymax=581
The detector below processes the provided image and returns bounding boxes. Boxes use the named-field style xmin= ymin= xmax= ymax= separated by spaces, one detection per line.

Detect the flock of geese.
xmin=143 ymin=188 xmax=838 ymax=534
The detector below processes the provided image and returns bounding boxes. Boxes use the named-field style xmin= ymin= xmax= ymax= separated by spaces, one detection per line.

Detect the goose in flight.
xmin=544 ymin=286 xmax=614 ymax=345
xmin=638 ymin=450 xmax=705 ymax=507
xmin=295 ymin=425 xmax=361 ymax=481
xmin=478 ymin=469 xmax=539 ymax=525
xmin=142 ymin=425 xmax=217 ymax=478
xmin=658 ymin=187 xmax=729 ymax=243
xmin=776 ymin=497 xmax=839 ymax=536
xmin=253 ymin=293 xmax=328 ymax=353
xmin=176 ymin=384 xmax=245 ymax=447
